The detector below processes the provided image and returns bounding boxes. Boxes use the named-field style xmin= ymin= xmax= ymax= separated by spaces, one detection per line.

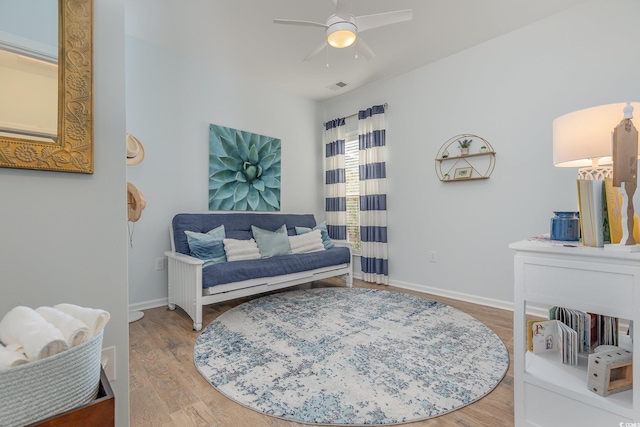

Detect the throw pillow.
xmin=251 ymin=224 xmax=292 ymax=258
xmin=223 ymin=238 xmax=261 ymax=262
xmin=295 ymin=221 xmax=335 ymax=249
xmin=184 ymin=225 xmax=226 ymax=267
xmin=288 ymin=229 xmax=325 ymax=254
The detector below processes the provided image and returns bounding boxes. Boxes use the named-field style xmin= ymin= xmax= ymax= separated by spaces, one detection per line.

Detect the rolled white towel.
xmin=0 ymin=306 xmax=68 ymax=361
xmin=5 ymin=343 xmax=24 ymax=354
xmin=36 ymin=306 xmax=90 ymax=347
xmin=53 ymin=304 xmax=110 ymax=337
xmin=0 ymin=343 xmax=28 ymax=370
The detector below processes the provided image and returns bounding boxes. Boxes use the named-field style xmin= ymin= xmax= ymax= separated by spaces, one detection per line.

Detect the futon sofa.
xmin=165 ymin=212 xmax=352 ymax=331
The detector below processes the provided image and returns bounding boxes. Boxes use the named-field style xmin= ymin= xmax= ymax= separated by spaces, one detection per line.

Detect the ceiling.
xmin=125 ymin=0 xmax=589 ymax=101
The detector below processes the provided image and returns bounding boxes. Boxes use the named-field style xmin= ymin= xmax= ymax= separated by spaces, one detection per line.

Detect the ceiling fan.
xmin=273 ymin=0 xmax=412 ymax=61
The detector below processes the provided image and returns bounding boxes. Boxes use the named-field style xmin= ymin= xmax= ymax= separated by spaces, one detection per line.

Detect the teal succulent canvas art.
xmin=209 ymin=124 xmax=281 ymax=211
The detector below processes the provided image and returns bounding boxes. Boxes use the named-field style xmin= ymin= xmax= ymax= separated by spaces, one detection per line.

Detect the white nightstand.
xmin=510 ymin=240 xmax=638 ymax=426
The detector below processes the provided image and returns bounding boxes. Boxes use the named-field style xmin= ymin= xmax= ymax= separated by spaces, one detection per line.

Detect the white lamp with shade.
xmin=552 ymin=102 xmax=640 ymax=250
xmin=553 ymin=103 xmax=640 ymax=179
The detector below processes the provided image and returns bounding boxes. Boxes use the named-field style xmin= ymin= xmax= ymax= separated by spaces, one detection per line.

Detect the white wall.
xmin=0 ymin=1 xmax=129 ymax=426
xmin=125 ymin=36 xmax=323 ymax=307
xmin=322 ymin=0 xmax=640 ymax=307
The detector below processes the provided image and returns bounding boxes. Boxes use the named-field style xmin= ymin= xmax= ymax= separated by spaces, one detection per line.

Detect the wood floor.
xmin=129 ymin=279 xmax=515 ymax=427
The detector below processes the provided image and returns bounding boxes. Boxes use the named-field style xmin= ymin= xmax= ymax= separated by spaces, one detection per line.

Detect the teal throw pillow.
xmin=185 ymin=225 xmax=226 ymax=267
xmin=251 ymin=224 xmax=291 ymax=258
xmin=295 ymin=221 xmax=335 ymax=249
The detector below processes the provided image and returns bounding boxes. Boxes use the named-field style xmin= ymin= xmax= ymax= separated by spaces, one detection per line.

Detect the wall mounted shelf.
xmin=435 ymin=134 xmax=496 ymax=182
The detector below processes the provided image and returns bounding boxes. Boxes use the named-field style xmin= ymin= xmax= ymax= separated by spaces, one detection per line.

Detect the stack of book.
xmin=576 ymin=179 xmax=606 ymax=247
xmin=576 ymin=177 xmax=640 ymax=247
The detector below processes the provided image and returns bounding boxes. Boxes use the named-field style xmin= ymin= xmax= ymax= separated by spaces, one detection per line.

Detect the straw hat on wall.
xmin=126 ymin=133 xmax=145 ymax=166
xmin=126 ymin=133 xmax=146 ymax=221
xmin=127 ymin=181 xmax=146 ymax=222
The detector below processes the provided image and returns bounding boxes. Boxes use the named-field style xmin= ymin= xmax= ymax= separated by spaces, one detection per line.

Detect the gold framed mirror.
xmin=0 ymin=0 xmax=93 ymax=174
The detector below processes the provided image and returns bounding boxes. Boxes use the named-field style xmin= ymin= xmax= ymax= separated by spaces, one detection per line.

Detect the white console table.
xmin=510 ymin=240 xmax=638 ymax=426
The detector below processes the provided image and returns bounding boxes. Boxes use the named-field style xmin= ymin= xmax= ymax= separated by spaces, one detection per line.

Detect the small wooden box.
xmin=587 ymin=349 xmax=633 ymax=396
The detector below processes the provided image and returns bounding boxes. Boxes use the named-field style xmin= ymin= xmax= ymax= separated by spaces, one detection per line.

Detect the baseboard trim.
xmin=129 ymin=298 xmax=167 ymax=312
xmin=389 ymin=279 xmax=549 ymax=318
xmin=390 ymin=280 xmax=514 ymax=311
xmin=129 ymin=278 xmax=548 ymax=319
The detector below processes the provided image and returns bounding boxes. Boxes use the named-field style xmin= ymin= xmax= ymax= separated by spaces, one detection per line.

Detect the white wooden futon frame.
xmin=165 ymin=227 xmax=352 ymax=331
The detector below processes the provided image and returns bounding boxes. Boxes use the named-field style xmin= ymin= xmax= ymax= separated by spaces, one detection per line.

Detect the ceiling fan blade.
xmin=356 ymin=9 xmax=413 ymax=33
xmin=303 ymin=41 xmax=328 ymax=62
xmin=273 ymin=19 xmax=326 ymax=28
xmin=354 ymin=38 xmax=375 ymax=60
xmin=334 ymin=0 xmax=353 ymax=20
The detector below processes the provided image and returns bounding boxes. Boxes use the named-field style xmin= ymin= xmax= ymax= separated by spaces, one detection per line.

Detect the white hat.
xmin=127 ymin=181 xmax=146 ymax=222
xmin=126 ymin=133 xmax=145 ymax=166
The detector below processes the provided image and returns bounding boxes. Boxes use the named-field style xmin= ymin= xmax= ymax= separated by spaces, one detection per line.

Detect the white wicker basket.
xmin=0 ymin=330 xmax=103 ymax=427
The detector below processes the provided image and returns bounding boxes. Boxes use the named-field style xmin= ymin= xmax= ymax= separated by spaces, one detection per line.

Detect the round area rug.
xmin=194 ymin=288 xmax=509 ymax=425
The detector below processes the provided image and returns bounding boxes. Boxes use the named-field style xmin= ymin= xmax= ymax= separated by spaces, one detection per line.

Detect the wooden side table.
xmin=29 ymin=368 xmax=114 ymax=427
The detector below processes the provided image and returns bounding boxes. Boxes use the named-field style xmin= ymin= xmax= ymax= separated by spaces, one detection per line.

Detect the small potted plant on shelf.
xmin=480 ymin=145 xmax=488 ymax=153
xmin=458 ymin=139 xmax=472 ymax=155
xmin=442 ymin=149 xmax=449 ymax=159
xmin=443 ymin=173 xmax=450 ymax=181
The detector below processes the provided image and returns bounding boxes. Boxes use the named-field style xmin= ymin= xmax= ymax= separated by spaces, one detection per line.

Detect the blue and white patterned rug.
xmin=194 ymin=288 xmax=509 ymax=425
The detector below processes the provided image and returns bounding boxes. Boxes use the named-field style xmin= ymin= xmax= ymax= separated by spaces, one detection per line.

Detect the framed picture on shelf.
xmin=454 ymin=167 xmax=472 ymax=179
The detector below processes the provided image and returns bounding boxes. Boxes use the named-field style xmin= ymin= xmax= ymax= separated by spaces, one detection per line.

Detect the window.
xmin=345 ymin=135 xmax=360 ymax=251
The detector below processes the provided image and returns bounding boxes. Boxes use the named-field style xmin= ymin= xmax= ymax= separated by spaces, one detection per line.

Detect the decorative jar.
xmin=550 ymin=211 xmax=580 ymax=241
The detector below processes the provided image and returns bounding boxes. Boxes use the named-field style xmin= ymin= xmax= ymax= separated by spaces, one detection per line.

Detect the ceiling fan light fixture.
xmin=274 ymin=5 xmax=412 ymax=62
xmin=326 ymin=22 xmax=357 ymax=48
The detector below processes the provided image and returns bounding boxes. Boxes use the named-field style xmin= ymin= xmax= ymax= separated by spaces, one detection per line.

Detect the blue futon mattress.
xmin=202 ymin=246 xmax=350 ymax=289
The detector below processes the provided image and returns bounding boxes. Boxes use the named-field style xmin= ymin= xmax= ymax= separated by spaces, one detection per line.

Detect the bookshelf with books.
xmin=510 ymin=240 xmax=638 ymax=426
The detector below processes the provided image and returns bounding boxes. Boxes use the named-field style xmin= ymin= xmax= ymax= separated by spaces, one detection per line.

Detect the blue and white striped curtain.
xmin=325 ymin=118 xmax=347 ymax=240
xmin=358 ymin=105 xmax=388 ymax=284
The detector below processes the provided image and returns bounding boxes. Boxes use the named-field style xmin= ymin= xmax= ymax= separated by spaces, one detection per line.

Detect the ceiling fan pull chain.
xmin=326 ymin=45 xmax=330 ymax=68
